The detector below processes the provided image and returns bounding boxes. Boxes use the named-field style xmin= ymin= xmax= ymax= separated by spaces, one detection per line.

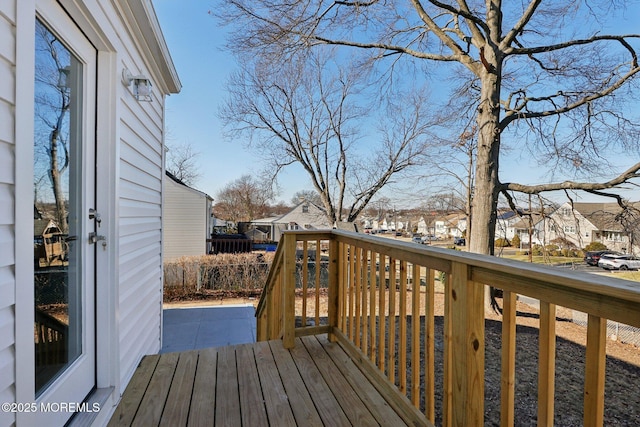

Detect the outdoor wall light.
xmin=122 ymin=68 xmax=153 ymax=102
xmin=57 ymin=66 xmax=70 ymax=90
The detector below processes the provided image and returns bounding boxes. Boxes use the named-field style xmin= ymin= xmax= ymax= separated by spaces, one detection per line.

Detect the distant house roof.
xmin=497 ymin=210 xmax=517 ymax=220
xmin=566 ymin=202 xmax=640 ymax=232
xmin=511 ymin=213 xmax=546 ymax=230
xmin=276 ymin=199 xmax=331 ymax=228
xmin=165 ymin=171 xmax=213 ymax=201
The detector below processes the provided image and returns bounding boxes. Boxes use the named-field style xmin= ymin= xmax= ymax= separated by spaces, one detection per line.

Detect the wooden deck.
xmin=108 ymin=334 xmax=430 ymax=426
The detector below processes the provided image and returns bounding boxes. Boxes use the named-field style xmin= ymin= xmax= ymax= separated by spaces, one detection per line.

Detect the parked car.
xmin=584 ymin=250 xmax=620 ymax=266
xmin=597 ymin=254 xmax=640 ymax=270
xmin=412 ymin=235 xmax=423 ymax=244
xmin=454 ymin=237 xmax=466 ymax=246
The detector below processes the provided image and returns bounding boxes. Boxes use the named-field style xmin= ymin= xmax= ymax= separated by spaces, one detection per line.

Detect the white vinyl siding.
xmin=163 ymin=177 xmax=209 ymax=261
xmin=0 ymin=2 xmax=16 ymax=425
xmin=117 ymin=93 xmax=165 ymax=388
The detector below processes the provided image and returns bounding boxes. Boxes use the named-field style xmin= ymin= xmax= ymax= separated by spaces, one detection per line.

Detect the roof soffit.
xmin=113 ymin=0 xmax=181 ymax=94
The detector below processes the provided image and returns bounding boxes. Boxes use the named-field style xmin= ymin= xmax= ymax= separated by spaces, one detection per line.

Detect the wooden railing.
xmin=256 ymin=230 xmax=640 ymax=427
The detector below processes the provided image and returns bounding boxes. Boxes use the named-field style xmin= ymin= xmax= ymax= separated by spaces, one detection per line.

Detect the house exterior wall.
xmin=163 ymin=177 xmax=211 ymax=261
xmin=546 ymin=207 xmax=597 ymax=248
xmin=546 ymin=202 xmax=634 ymax=252
xmin=2 ymin=1 xmax=179 ymax=425
xmin=0 ymin=1 xmax=17 ymax=426
xmin=260 ymin=201 xmax=332 ymax=242
xmin=106 ymin=0 xmax=180 ymax=403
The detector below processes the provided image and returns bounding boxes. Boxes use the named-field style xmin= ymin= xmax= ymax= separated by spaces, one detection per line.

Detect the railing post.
xmin=445 ymin=261 xmax=484 ymax=427
xmin=328 ymin=236 xmax=339 ymax=342
xmin=584 ymin=314 xmax=606 ymax=427
xmin=282 ymin=233 xmax=296 ymax=349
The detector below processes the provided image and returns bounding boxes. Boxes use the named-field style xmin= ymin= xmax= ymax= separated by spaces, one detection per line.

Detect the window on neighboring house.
xmin=561 ymin=208 xmax=572 ymax=217
xmin=564 ymin=226 xmax=576 ymax=234
xmin=304 ymin=224 xmax=311 ymax=229
xmin=605 ymin=231 xmax=624 ymax=242
xmin=302 ymin=204 xmax=309 ymax=213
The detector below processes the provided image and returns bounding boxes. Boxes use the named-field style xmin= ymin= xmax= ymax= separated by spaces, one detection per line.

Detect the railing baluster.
xmin=283 ymin=233 xmax=297 ymax=348
xmin=538 ymin=301 xmax=557 ymax=427
xmin=340 ymin=242 xmax=347 ymax=333
xmin=584 ymin=314 xmax=606 ymax=427
xmin=302 ymin=241 xmax=308 ymax=327
xmin=443 ymin=270 xmax=452 ymax=425
xmin=328 ymin=238 xmax=339 ymax=342
xmin=399 ymin=260 xmax=408 ymax=394
xmin=411 ymin=263 xmax=421 ymax=408
xmin=369 ymin=251 xmax=377 ymax=361
xmin=315 ymin=240 xmax=321 ymax=325
xmin=349 ymin=244 xmax=355 ymax=340
xmin=378 ymin=255 xmax=387 ymax=373
xmin=425 ymin=268 xmax=435 ymax=422
xmin=388 ymin=258 xmax=397 ymax=384
xmin=501 ymin=290 xmax=517 ymax=427
xmin=355 ymin=246 xmax=362 ymax=348
xmin=361 ymin=249 xmax=369 ymax=354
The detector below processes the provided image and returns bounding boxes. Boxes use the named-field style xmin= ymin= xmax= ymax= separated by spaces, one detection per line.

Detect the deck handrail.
xmin=256 ymin=230 xmax=640 ymax=427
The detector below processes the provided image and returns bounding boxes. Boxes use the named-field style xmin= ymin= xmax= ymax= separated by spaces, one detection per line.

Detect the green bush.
xmin=511 ymin=234 xmax=521 ymax=248
xmin=495 ymin=238 xmax=510 ymax=247
xmin=584 ymin=241 xmax=608 ymax=252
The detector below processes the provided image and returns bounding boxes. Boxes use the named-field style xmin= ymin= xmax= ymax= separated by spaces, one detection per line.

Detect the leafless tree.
xmin=214 ymin=175 xmax=275 ymax=223
xmin=291 ymin=190 xmax=323 ymax=207
xmin=220 ymin=50 xmax=433 ymax=224
xmin=217 ymin=1 xmax=640 ymax=257
xmin=34 ymin=21 xmax=72 ymax=233
xmin=166 ymin=142 xmax=202 ymax=187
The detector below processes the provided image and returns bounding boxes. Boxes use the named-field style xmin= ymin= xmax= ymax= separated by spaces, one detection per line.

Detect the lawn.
xmin=501 ymin=254 xmax=583 ymax=265
xmin=612 ymin=271 xmax=640 ymax=282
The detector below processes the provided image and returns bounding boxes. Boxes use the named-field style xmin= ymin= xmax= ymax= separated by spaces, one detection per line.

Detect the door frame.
xmin=32 ymin=3 xmax=97 ymax=422
xmin=14 ymin=1 xmax=121 ymax=424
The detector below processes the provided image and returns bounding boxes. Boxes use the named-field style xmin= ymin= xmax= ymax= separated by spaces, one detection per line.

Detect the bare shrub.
xmin=163 ymin=252 xmax=274 ymax=301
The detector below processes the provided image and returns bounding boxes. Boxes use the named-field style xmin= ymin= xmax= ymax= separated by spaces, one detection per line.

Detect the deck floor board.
xmin=109 ymin=335 xmax=429 ymax=426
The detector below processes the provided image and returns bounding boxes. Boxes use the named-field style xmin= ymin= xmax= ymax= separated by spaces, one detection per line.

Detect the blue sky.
xmin=153 ymin=1 xmax=640 ymax=207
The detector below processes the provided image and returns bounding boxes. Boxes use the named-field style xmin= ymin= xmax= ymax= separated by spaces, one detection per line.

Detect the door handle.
xmin=88 ymin=232 xmax=106 ymax=245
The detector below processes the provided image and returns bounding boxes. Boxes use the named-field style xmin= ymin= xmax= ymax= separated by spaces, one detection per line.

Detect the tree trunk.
xmin=50 ymin=128 xmax=68 ymax=234
xmin=469 ymin=45 xmax=503 ymax=313
xmin=469 ymin=76 xmax=501 ymax=257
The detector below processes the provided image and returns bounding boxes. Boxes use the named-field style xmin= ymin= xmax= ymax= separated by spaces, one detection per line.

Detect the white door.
xmin=33 ymin=3 xmax=97 ymax=423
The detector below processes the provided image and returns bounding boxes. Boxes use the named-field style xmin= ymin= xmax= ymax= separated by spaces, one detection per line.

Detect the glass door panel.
xmin=33 ymin=18 xmax=91 ymax=396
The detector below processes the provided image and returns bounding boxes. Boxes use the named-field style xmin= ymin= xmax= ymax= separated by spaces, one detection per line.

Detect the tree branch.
xmin=501 ymin=162 xmax=640 ymax=195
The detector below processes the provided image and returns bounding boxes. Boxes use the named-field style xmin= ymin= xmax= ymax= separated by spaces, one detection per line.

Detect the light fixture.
xmin=57 ymin=66 xmax=71 ymax=90
xmin=122 ymin=68 xmax=153 ymax=102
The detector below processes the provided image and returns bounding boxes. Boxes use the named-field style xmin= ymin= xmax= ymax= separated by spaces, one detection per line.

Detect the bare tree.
xmin=34 ymin=21 xmax=72 ymax=232
xmin=220 ymin=50 xmax=433 ymax=225
xmin=218 ymin=1 xmax=640 ymax=257
xmin=214 ymin=175 xmax=275 ymax=223
xmin=166 ymin=142 xmax=202 ymax=187
xmin=291 ymin=190 xmax=323 ymax=207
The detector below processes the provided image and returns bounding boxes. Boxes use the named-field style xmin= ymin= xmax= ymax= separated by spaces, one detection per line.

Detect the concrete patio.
xmin=161 ymin=304 xmax=256 ymax=353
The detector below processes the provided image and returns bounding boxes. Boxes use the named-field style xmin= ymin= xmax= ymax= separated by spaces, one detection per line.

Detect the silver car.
xmin=597 ymin=254 xmax=640 ymax=270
